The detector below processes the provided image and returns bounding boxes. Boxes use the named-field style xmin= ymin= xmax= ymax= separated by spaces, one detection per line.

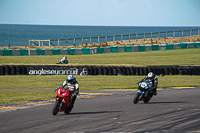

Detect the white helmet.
xmin=147 ymin=72 xmax=154 ymax=78
xmin=67 ymin=75 xmax=74 ymax=84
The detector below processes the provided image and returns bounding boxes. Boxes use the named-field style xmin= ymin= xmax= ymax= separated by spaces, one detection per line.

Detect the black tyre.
xmin=143 ymin=98 xmax=149 ymax=103
xmin=52 ymin=100 xmax=60 ymax=115
xmin=143 ymin=95 xmax=151 ymax=103
xmin=103 ymin=67 xmax=108 ymax=75
xmin=64 ymin=104 xmax=73 ymax=115
xmin=133 ymin=92 xmax=141 ymax=104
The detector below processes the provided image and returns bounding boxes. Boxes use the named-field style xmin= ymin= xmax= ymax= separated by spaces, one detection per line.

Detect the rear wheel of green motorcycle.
xmin=133 ymin=92 xmax=141 ymax=104
xmin=52 ymin=100 xmax=60 ymax=115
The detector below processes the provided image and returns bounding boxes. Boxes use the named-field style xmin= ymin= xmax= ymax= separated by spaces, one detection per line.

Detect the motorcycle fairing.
xmin=137 ymin=90 xmax=143 ymax=95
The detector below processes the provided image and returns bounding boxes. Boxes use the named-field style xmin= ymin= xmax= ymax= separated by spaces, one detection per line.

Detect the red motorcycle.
xmin=52 ymin=86 xmax=73 ymax=115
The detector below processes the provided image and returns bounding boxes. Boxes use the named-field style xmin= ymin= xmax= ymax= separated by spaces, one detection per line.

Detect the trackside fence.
xmin=28 ymin=29 xmax=200 ymax=47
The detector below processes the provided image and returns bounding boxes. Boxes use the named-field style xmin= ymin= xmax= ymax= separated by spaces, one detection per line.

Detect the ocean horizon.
xmin=0 ymin=24 xmax=200 ymax=47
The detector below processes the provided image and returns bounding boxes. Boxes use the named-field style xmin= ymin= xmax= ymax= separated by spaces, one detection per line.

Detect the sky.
xmin=0 ymin=0 xmax=200 ymax=26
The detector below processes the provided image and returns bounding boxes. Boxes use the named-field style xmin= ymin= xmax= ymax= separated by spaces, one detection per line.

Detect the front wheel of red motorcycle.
xmin=52 ymin=100 xmax=60 ymax=115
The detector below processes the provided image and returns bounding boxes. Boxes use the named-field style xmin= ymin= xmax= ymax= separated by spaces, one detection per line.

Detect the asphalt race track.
xmin=0 ymin=87 xmax=200 ymax=133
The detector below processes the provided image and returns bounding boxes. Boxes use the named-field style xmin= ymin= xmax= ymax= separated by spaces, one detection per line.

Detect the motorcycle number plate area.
xmin=141 ymin=82 xmax=147 ymax=88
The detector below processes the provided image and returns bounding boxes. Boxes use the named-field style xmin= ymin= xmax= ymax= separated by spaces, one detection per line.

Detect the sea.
xmin=0 ymin=24 xmax=200 ymax=47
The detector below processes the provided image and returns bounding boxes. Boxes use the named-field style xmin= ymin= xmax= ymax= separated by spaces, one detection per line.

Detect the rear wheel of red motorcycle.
xmin=52 ymin=100 xmax=60 ymax=115
xmin=64 ymin=104 xmax=73 ymax=114
xmin=133 ymin=92 xmax=141 ymax=104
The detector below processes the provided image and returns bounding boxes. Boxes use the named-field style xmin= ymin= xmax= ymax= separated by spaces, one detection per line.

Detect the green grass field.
xmin=0 ymin=48 xmax=200 ymax=104
xmin=0 ymin=48 xmax=200 ymax=66
xmin=0 ymin=75 xmax=200 ymax=104
xmin=1 ymin=75 xmax=200 ymax=90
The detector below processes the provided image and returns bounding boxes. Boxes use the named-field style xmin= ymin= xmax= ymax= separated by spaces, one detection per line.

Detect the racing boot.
xmin=70 ymin=96 xmax=76 ymax=109
xmin=153 ymin=88 xmax=157 ymax=96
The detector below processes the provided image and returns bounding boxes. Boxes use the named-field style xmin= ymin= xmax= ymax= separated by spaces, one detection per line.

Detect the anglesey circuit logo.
xmin=28 ymin=67 xmax=88 ymax=75
xmin=80 ymin=68 xmax=88 ymax=75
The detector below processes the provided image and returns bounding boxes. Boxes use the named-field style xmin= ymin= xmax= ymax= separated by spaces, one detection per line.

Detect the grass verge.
xmin=0 ymin=75 xmax=200 ymax=104
xmin=0 ymin=48 xmax=200 ymax=66
xmin=0 ymin=91 xmax=54 ymax=104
